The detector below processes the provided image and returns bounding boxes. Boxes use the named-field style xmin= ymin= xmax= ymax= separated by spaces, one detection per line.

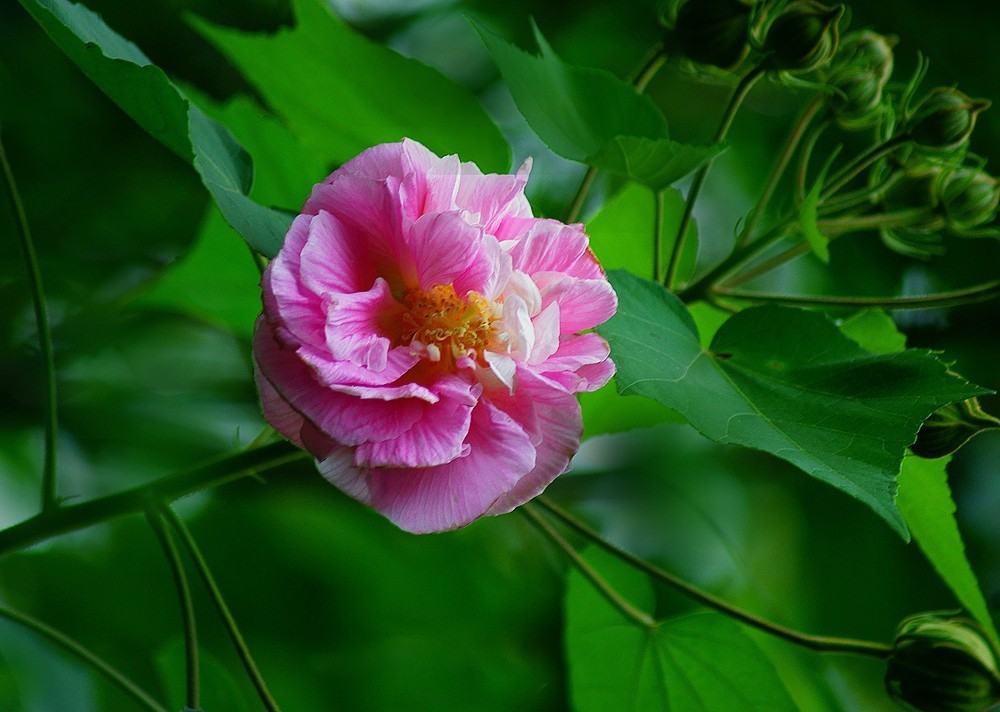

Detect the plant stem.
xmin=715 ymin=279 xmax=1000 ymax=310
xmin=0 ymin=603 xmax=169 ymax=712
xmin=535 ymin=496 xmax=893 ymax=658
xmin=521 ymin=505 xmax=655 ymax=629
xmin=796 ymin=118 xmax=830 ymax=201
xmin=821 ymin=134 xmax=911 ymax=201
xmin=739 ymin=96 xmax=825 ymax=248
xmin=666 ymin=65 xmax=766 ymax=289
xmin=563 ymin=45 xmax=666 ymax=223
xmin=160 ymin=505 xmax=284 ymax=712
xmin=0 ymin=128 xmax=58 ymax=514
xmin=815 ymin=207 xmax=930 ymax=235
xmin=653 ymin=190 xmax=665 ymax=281
xmin=0 ymin=442 xmax=305 ymax=558
xmin=717 ymin=241 xmax=809 ymax=290
xmin=145 ymin=506 xmax=199 ymax=710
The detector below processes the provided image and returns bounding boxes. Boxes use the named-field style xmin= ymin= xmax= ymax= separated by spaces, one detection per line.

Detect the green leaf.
xmin=195 ymin=0 xmax=511 ymax=172
xmin=565 ymin=547 xmax=798 ymax=712
xmin=474 ymin=20 xmax=718 ymax=189
xmin=896 ymin=455 xmax=1000 ymax=644
xmin=18 ymin=0 xmax=292 ymax=257
xmin=599 ymin=271 xmax=987 ymax=537
xmin=837 ymin=309 xmax=908 ymax=354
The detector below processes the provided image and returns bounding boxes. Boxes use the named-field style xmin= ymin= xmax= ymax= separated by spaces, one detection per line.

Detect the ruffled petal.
xmin=299 ymin=211 xmax=378 ymax=296
xmin=262 ymin=215 xmax=326 ymax=349
xmin=405 ymin=211 xmax=490 ymax=293
xmin=323 ymin=277 xmax=401 ymax=370
xmin=506 ymin=219 xmax=604 ymax=280
xmin=535 ymin=273 xmax=619 ymax=333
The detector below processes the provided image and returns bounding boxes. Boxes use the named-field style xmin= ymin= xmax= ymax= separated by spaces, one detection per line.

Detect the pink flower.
xmin=253 ymin=139 xmax=616 ymax=533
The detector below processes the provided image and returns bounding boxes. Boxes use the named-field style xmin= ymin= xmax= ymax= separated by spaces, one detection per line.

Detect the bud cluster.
xmin=825 ymin=30 xmax=897 ymax=129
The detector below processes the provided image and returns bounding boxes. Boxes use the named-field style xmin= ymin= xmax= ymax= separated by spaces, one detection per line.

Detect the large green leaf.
xmin=566 ymin=547 xmax=798 ymax=712
xmin=474 ymin=20 xmax=720 ymax=190
xmin=195 ymin=0 xmax=510 ymax=172
xmin=18 ymin=0 xmax=292 ymax=257
xmin=599 ymin=271 xmax=986 ymax=537
xmin=897 ymin=455 xmax=1000 ymax=643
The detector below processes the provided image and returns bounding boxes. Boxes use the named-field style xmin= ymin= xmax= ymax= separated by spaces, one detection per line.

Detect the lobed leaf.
xmin=599 ymin=271 xmax=987 ymax=537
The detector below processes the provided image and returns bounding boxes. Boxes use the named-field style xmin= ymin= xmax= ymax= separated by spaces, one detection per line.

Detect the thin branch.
xmin=145 ymin=506 xmax=199 ymax=710
xmin=0 ymin=442 xmax=305 ymax=558
xmin=820 ymin=134 xmax=911 ymax=201
xmin=715 ymin=280 xmax=1000 ymax=310
xmin=521 ymin=505 xmax=656 ymax=629
xmin=160 ymin=505 xmax=284 ymax=712
xmin=565 ymin=166 xmax=598 ymax=224
xmin=666 ymin=65 xmax=766 ymax=289
xmin=0 ymin=128 xmax=58 ymax=513
xmin=0 ymin=603 xmax=169 ymax=712
xmin=535 ymin=497 xmax=893 ymax=659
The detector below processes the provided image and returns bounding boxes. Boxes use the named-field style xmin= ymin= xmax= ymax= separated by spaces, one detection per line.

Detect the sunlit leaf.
xmin=599 ymin=271 xmax=987 ymax=537
xmin=474 ymin=20 xmax=719 ymax=189
xmin=195 ymin=0 xmax=511 ymax=172
xmin=17 ymin=0 xmax=292 ymax=257
xmin=896 ymin=454 xmax=1000 ymax=643
xmin=566 ymin=547 xmax=798 ymax=712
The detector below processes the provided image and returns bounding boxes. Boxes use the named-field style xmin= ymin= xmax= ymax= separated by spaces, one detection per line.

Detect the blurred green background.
xmin=0 ymin=0 xmax=998 ymax=709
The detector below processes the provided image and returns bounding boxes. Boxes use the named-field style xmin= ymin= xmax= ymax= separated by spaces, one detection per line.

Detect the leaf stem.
xmin=160 ymin=505 xmax=283 ymax=712
xmin=666 ymin=65 xmax=766 ymax=290
xmin=0 ymin=128 xmax=59 ymax=513
xmin=0 ymin=603 xmax=169 ymax=712
xmin=521 ymin=504 xmax=656 ymax=629
xmin=739 ymin=96 xmax=825 ymax=248
xmin=653 ymin=189 xmax=665 ymax=282
xmin=820 ymin=134 xmax=911 ymax=201
xmin=535 ymin=496 xmax=893 ymax=658
xmin=145 ymin=506 xmax=199 ymax=710
xmin=563 ymin=45 xmax=666 ymax=223
xmin=0 ymin=442 xmax=305 ymax=558
xmin=796 ymin=118 xmax=830 ymax=201
xmin=714 ymin=279 xmax=1000 ymax=310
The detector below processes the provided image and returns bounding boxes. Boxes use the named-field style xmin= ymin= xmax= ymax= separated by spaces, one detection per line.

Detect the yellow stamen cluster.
xmin=400 ymin=284 xmax=495 ymax=367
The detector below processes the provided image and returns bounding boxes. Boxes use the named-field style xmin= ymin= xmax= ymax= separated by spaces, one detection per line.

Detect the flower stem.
xmin=535 ymin=496 xmax=893 ymax=658
xmin=820 ymin=134 xmax=911 ymax=201
xmin=0 ymin=128 xmax=58 ymax=514
xmin=0 ymin=442 xmax=305 ymax=558
xmin=666 ymin=65 xmax=766 ymax=290
xmin=160 ymin=505 xmax=284 ymax=712
xmin=521 ymin=504 xmax=655 ymax=629
xmin=0 ymin=603 xmax=169 ymax=712
xmin=715 ymin=279 xmax=1000 ymax=310
xmin=145 ymin=505 xmax=199 ymax=710
xmin=738 ymin=95 xmax=825 ymax=248
xmin=563 ymin=45 xmax=666 ymax=223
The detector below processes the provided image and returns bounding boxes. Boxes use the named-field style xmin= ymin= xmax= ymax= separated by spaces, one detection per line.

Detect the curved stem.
xmin=145 ymin=506 xmax=199 ymax=710
xmin=521 ymin=505 xmax=655 ymax=629
xmin=0 ymin=128 xmax=58 ymax=513
xmin=718 ymin=241 xmax=810 ymax=290
xmin=715 ymin=279 xmax=1000 ymax=310
xmin=564 ymin=45 xmax=666 ymax=223
xmin=821 ymin=134 xmax=911 ymax=201
xmin=739 ymin=96 xmax=824 ymax=248
xmin=0 ymin=442 xmax=305 ymax=558
xmin=666 ymin=65 xmax=766 ymax=289
xmin=816 ymin=207 xmax=930 ymax=235
xmin=161 ymin=505 xmax=284 ymax=712
xmin=0 ymin=603 xmax=169 ymax=712
xmin=796 ymin=118 xmax=830 ymax=202
xmin=653 ymin=190 xmax=665 ymax=282
xmin=535 ymin=496 xmax=893 ymax=658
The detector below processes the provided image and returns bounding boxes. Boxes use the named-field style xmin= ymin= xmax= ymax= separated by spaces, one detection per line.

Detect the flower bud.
xmin=908 ymin=88 xmax=991 ymax=153
xmin=672 ymin=0 xmax=753 ymax=70
xmin=939 ymin=167 xmax=1000 ymax=232
xmin=763 ymin=1 xmax=844 ymax=73
xmin=828 ymin=67 xmax=884 ymax=128
xmin=884 ymin=163 xmax=943 ymax=212
xmin=835 ymin=30 xmax=896 ymax=84
xmin=912 ymin=398 xmax=1000 ymax=459
xmin=885 ymin=612 xmax=1000 ymax=712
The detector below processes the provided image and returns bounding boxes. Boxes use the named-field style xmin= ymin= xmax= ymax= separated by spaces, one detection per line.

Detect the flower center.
xmin=400 ymin=284 xmax=496 ymax=366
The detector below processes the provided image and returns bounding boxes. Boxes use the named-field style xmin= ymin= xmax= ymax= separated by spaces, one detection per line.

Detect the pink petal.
xmin=299 ymin=211 xmax=378 ymax=296
xmin=535 ymin=273 xmax=618 ymax=333
xmin=254 ymin=317 xmax=423 ymax=447
xmin=506 ymin=219 xmax=605 ymax=280
xmin=318 ymin=448 xmax=371 ymax=504
xmin=298 ymin=344 xmax=419 ymax=389
xmin=529 ymin=302 xmax=561 ymax=365
xmin=323 ymin=277 xmax=401 ymax=370
xmin=405 ymin=211 xmax=490 ymax=293
xmin=486 ymin=372 xmax=582 ymax=514
xmin=453 ymin=158 xmax=533 ymax=234
xmin=262 ymin=215 xmax=326 ymax=349
xmin=353 ymin=377 xmax=480 ymax=468
xmin=365 ymin=400 xmax=537 ymax=533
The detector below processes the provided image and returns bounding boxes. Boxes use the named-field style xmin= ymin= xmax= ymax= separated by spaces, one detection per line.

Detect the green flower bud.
xmin=835 ymin=30 xmax=896 ymax=84
xmin=763 ymin=1 xmax=845 ymax=73
xmin=672 ymin=0 xmax=753 ymax=70
xmin=828 ymin=67 xmax=884 ymax=127
xmin=939 ymin=167 xmax=1000 ymax=232
xmin=912 ymin=398 xmax=1000 ymax=459
xmin=884 ymin=163 xmax=943 ymax=213
xmin=885 ymin=612 xmax=1000 ymax=712
xmin=908 ymin=88 xmax=991 ymax=153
